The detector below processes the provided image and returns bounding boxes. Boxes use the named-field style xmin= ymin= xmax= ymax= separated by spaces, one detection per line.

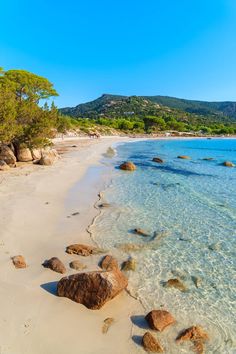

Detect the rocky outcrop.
xmin=66 ymin=244 xmax=104 ymax=256
xmin=142 ymin=332 xmax=164 ymax=353
xmin=164 ymin=278 xmax=187 ymax=292
xmin=12 ymin=255 xmax=27 ymax=268
xmin=176 ymin=326 xmax=209 ymax=354
xmin=223 ymin=161 xmax=235 ymax=167
xmin=16 ymin=146 xmax=33 ymax=162
xmin=57 ymin=269 xmax=128 ymax=309
xmin=177 ymin=155 xmax=191 ymax=159
xmin=0 ymin=145 xmax=16 ymax=166
xmin=100 ymin=255 xmax=118 ymax=271
xmin=145 ymin=310 xmax=175 ymax=332
xmin=133 ymin=228 xmax=149 ymax=236
xmin=39 ymin=149 xmax=59 ymax=166
xmin=119 ymin=161 xmax=136 ymax=171
xmin=0 ymin=160 xmax=10 ymax=171
xmin=69 ymin=260 xmax=87 ymax=271
xmin=121 ymin=257 xmax=136 ymax=271
xmin=42 ymin=257 xmax=66 ymax=274
xmin=152 ymin=157 xmax=164 ymax=163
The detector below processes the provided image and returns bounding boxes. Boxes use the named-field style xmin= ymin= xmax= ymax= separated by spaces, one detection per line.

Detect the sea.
xmin=91 ymin=138 xmax=236 ymax=354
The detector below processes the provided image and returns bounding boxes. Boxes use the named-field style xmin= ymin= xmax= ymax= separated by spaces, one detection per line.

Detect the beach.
xmin=0 ymin=137 xmax=144 ymax=354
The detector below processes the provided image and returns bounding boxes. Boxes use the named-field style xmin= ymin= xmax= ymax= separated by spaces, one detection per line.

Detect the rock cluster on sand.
xmin=119 ymin=161 xmax=136 ymax=171
xmin=176 ymin=326 xmax=209 ymax=354
xmin=42 ymin=257 xmax=66 ymax=274
xmin=100 ymin=255 xmax=118 ymax=271
xmin=142 ymin=332 xmax=164 ymax=353
xmin=152 ymin=157 xmax=164 ymax=163
xmin=57 ymin=269 xmax=128 ymax=309
xmin=223 ymin=161 xmax=235 ymax=167
xmin=145 ymin=310 xmax=176 ymax=332
xmin=12 ymin=255 xmax=27 ymax=268
xmin=66 ymin=243 xmax=104 ymax=256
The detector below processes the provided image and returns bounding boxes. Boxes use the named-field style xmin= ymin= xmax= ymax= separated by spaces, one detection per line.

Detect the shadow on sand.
xmin=131 ymin=315 xmax=149 ymax=329
xmin=40 ymin=281 xmax=58 ymax=296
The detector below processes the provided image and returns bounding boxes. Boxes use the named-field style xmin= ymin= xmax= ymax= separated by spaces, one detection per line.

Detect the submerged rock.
xmin=223 ymin=161 xmax=235 ymax=167
xmin=142 ymin=332 xmax=164 ymax=353
xmin=145 ymin=310 xmax=175 ymax=332
xmin=191 ymin=276 xmax=202 ymax=289
xmin=66 ymin=243 xmax=105 ymax=256
xmin=12 ymin=255 xmax=27 ymax=269
xmin=69 ymin=260 xmax=87 ymax=271
xmin=119 ymin=161 xmax=136 ymax=171
xmin=202 ymin=157 xmax=214 ymax=161
xmin=0 ymin=145 xmax=16 ymax=166
xmin=208 ymin=242 xmax=221 ymax=251
xmin=177 ymin=155 xmax=191 ymax=159
xmin=57 ymin=269 xmax=128 ymax=309
xmin=102 ymin=317 xmax=114 ymax=334
xmin=100 ymin=255 xmax=118 ymax=271
xmin=42 ymin=257 xmax=66 ymax=274
xmin=121 ymin=257 xmax=136 ymax=271
xmin=152 ymin=157 xmax=164 ymax=163
xmin=133 ymin=228 xmax=149 ymax=237
xmin=116 ymin=243 xmax=144 ymax=252
xmin=176 ymin=326 xmax=209 ymax=354
xmin=163 ymin=278 xmax=187 ymax=292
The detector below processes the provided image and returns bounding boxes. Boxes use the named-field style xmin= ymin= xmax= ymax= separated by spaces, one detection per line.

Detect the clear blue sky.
xmin=1 ymin=0 xmax=236 ymax=107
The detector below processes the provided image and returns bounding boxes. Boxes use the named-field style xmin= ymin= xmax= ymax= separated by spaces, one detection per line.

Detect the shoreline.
xmin=0 ymin=136 xmax=144 ymax=354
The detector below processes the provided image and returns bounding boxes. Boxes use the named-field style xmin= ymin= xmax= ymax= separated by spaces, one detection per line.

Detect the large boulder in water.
xmin=119 ymin=161 xmax=136 ymax=171
xmin=16 ymin=146 xmax=33 ymax=162
xmin=0 ymin=145 xmax=16 ymax=166
xmin=142 ymin=332 xmax=164 ymax=353
xmin=145 ymin=310 xmax=175 ymax=332
xmin=57 ymin=269 xmax=128 ymax=309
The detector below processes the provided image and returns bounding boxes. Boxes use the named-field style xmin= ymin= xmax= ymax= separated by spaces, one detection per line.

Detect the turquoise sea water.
xmin=92 ymin=139 xmax=236 ymax=353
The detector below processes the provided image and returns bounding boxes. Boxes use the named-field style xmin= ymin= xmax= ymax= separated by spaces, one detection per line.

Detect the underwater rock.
xmin=121 ymin=257 xmax=136 ymax=271
xmin=202 ymin=157 xmax=214 ymax=161
xmin=208 ymin=243 xmax=221 ymax=251
xmin=191 ymin=276 xmax=202 ymax=288
xmin=142 ymin=332 xmax=164 ymax=352
xmin=133 ymin=228 xmax=149 ymax=236
xmin=176 ymin=326 xmax=209 ymax=354
xmin=116 ymin=243 xmax=144 ymax=252
xmin=163 ymin=278 xmax=187 ymax=292
xmin=152 ymin=157 xmax=164 ymax=163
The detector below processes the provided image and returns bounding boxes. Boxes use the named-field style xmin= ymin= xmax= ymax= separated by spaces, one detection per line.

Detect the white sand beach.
xmin=0 ymin=137 xmax=144 ymax=354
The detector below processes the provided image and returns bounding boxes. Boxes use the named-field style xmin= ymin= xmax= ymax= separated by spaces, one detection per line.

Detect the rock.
xmin=191 ymin=276 xmax=202 ymax=289
xmin=31 ymin=149 xmax=42 ymax=161
xmin=39 ymin=149 xmax=59 ymax=166
xmin=42 ymin=257 xmax=66 ymax=274
xmin=145 ymin=310 xmax=175 ymax=332
xmin=223 ymin=161 xmax=235 ymax=167
xmin=119 ymin=161 xmax=136 ymax=171
xmin=0 ymin=160 xmax=10 ymax=171
xmin=57 ymin=269 xmax=128 ymax=309
xmin=69 ymin=260 xmax=87 ymax=271
xmin=208 ymin=242 xmax=220 ymax=251
xmin=178 ymin=155 xmax=191 ymax=159
xmin=12 ymin=255 xmax=27 ymax=269
xmin=100 ymin=255 xmax=118 ymax=271
xmin=152 ymin=157 xmax=164 ymax=163
xmin=0 ymin=145 xmax=17 ymax=166
xmin=121 ymin=257 xmax=136 ymax=271
xmin=164 ymin=278 xmax=187 ymax=292
xmin=16 ymin=146 xmax=33 ymax=162
xmin=98 ymin=203 xmax=111 ymax=208
xmin=66 ymin=244 xmax=105 ymax=256
xmin=202 ymin=157 xmax=214 ymax=161
xmin=176 ymin=326 xmax=209 ymax=354
xmin=116 ymin=243 xmax=144 ymax=252
xmin=133 ymin=228 xmax=149 ymax=236
xmin=142 ymin=332 xmax=164 ymax=353
xmin=102 ymin=317 xmax=114 ymax=334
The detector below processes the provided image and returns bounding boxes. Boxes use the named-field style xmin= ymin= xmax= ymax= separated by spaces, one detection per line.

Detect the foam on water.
xmin=91 ymin=139 xmax=236 ymax=353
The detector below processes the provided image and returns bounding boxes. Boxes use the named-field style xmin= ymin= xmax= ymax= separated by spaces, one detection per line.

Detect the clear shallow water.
xmin=92 ymin=139 xmax=236 ymax=353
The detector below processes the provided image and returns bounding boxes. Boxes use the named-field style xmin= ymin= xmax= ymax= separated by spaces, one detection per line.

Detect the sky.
xmin=1 ymin=0 xmax=236 ymax=107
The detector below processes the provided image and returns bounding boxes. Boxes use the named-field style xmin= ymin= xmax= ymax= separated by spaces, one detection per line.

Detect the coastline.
xmin=0 ymin=136 xmax=144 ymax=354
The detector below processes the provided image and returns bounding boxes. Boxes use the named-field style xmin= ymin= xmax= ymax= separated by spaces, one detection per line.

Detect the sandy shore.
xmin=0 ymin=137 xmax=144 ymax=354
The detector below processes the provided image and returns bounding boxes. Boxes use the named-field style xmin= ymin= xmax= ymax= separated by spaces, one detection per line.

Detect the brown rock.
xmin=0 ymin=145 xmax=16 ymax=166
xmin=119 ymin=161 xmax=136 ymax=171
xmin=142 ymin=332 xmax=164 ymax=353
xmin=145 ymin=310 xmax=175 ymax=332
xmin=121 ymin=257 xmax=136 ymax=271
xmin=57 ymin=269 xmax=128 ymax=309
xmin=100 ymin=255 xmax=118 ymax=271
xmin=223 ymin=161 xmax=235 ymax=167
xmin=102 ymin=317 xmax=114 ymax=334
xmin=16 ymin=146 xmax=33 ymax=162
xmin=152 ymin=157 xmax=164 ymax=163
xmin=164 ymin=278 xmax=187 ymax=292
xmin=134 ymin=228 xmax=149 ymax=236
xmin=69 ymin=260 xmax=87 ymax=271
xmin=12 ymin=255 xmax=27 ymax=269
xmin=66 ymin=243 xmax=104 ymax=256
xmin=178 ymin=155 xmax=191 ymax=159
xmin=0 ymin=160 xmax=10 ymax=171
xmin=39 ymin=149 xmax=59 ymax=166
xmin=42 ymin=257 xmax=66 ymax=274
xmin=176 ymin=326 xmax=209 ymax=354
